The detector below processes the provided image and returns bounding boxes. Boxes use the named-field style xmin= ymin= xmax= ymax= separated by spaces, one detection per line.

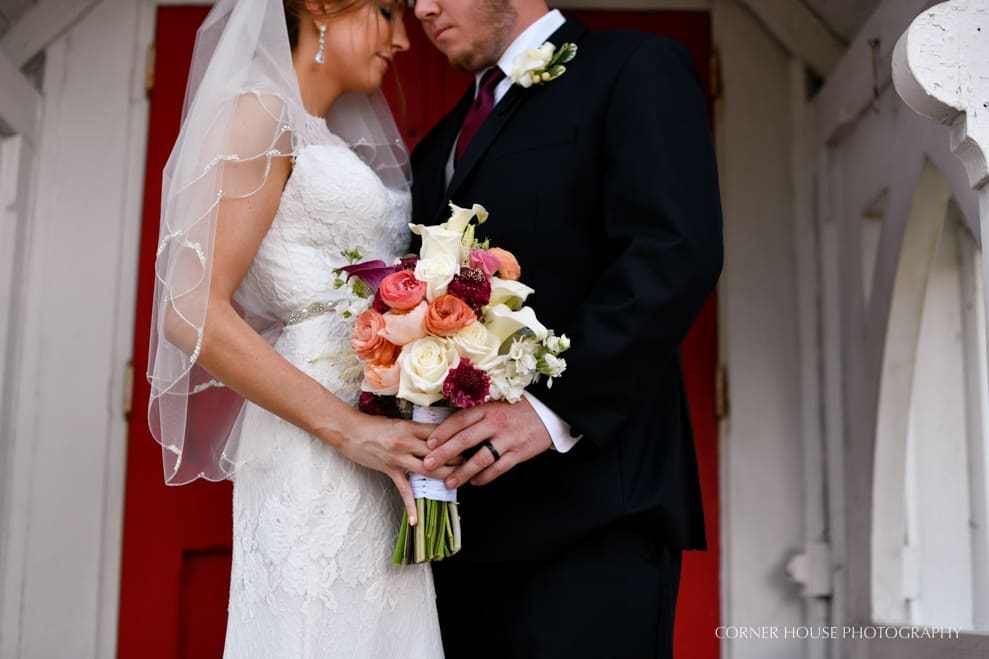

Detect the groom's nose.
xmin=414 ymin=0 xmax=439 ymax=20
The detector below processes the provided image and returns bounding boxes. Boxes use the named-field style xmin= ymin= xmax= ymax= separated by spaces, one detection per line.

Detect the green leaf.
xmin=351 ymin=279 xmax=373 ymax=299
xmin=548 ymin=65 xmax=566 ymax=79
xmin=558 ymin=43 xmax=577 ymax=64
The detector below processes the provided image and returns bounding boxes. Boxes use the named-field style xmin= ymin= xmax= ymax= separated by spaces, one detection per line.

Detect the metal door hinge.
xmin=715 ymin=365 xmax=729 ymax=419
xmin=123 ymin=359 xmax=134 ymax=422
xmin=145 ymin=42 xmax=156 ymax=99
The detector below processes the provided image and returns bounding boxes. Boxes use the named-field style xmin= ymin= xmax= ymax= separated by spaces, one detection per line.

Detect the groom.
xmin=411 ymin=1 xmax=722 ymax=656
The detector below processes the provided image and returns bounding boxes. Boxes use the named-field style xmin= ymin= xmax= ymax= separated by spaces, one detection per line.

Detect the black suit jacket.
xmin=411 ymin=20 xmax=723 ymax=562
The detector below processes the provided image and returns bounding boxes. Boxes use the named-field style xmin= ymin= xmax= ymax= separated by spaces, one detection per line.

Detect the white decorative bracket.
xmin=786 ymin=541 xmax=833 ymax=598
xmin=894 ymin=2 xmax=989 ymax=421
xmin=893 ymin=0 xmax=989 ymax=204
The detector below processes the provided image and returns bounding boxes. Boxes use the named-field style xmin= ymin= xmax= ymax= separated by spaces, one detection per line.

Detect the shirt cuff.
xmin=523 ymin=391 xmax=582 ymax=453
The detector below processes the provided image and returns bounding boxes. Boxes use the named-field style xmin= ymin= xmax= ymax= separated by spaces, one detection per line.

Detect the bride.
xmin=147 ymin=0 xmax=447 ymax=655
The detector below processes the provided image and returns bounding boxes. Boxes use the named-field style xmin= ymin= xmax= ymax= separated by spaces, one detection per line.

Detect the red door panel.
xmin=119 ymin=8 xmax=718 ymax=658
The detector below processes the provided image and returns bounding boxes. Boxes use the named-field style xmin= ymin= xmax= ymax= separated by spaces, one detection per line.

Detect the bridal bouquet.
xmin=334 ymin=203 xmax=569 ymax=564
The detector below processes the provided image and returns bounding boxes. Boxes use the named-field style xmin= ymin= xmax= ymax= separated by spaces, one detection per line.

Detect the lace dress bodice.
xmin=236 ymin=118 xmax=409 ymax=328
xmin=223 ymin=120 xmax=443 ymax=658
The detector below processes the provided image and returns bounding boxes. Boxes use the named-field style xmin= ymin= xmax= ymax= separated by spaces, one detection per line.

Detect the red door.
xmin=119 ymin=8 xmax=718 ymax=658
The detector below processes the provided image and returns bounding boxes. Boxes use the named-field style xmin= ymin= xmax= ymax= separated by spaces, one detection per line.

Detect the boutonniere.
xmin=509 ymin=41 xmax=578 ymax=88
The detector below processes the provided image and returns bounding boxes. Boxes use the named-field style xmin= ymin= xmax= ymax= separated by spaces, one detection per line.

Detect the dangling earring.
xmin=314 ymin=24 xmax=327 ymax=64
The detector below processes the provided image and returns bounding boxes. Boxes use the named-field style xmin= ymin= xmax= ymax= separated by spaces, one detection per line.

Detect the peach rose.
xmin=425 ymin=295 xmax=476 ymax=337
xmin=350 ymin=309 xmax=386 ymax=361
xmin=488 ymin=247 xmax=521 ymax=280
xmin=361 ymin=361 xmax=400 ymax=395
xmin=378 ymin=270 xmax=427 ymax=310
xmin=378 ymin=301 xmax=428 ymax=345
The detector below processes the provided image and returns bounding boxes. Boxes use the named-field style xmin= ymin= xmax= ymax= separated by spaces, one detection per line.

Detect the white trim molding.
xmin=736 ymin=0 xmax=845 ymax=78
xmin=0 ymin=50 xmax=40 ymax=145
xmin=0 ymin=0 xmax=103 ymax=68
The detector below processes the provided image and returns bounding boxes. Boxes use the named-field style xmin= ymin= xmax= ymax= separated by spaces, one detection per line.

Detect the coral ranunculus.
xmin=351 ymin=309 xmax=387 ymax=361
xmin=424 ymin=295 xmax=476 ymax=337
xmin=487 ymin=247 xmax=521 ymax=280
xmin=378 ymin=270 xmax=427 ymax=310
xmin=369 ymin=340 xmax=401 ymax=368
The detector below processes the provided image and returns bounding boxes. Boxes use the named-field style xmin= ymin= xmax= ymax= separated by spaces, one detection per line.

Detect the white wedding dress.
xmin=223 ymin=116 xmax=444 ymax=658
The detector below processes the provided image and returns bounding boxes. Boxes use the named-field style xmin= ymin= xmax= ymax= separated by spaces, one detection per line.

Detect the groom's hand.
xmin=422 ymin=399 xmax=552 ymax=487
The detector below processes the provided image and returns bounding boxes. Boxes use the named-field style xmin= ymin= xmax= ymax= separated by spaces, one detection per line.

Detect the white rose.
xmin=510 ymin=46 xmax=553 ymax=87
xmin=514 ymin=72 xmax=534 ymax=89
xmin=397 ymin=336 xmax=461 ymax=407
xmin=414 ymin=256 xmax=458 ymax=300
xmin=487 ymin=276 xmax=534 ymax=309
xmin=536 ymin=42 xmax=556 ymax=62
xmin=484 ymin=304 xmax=549 ymax=343
xmin=450 ymin=322 xmax=503 ymax=370
xmin=409 ymin=223 xmax=466 ymax=265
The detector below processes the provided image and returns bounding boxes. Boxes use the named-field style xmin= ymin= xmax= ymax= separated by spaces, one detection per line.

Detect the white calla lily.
xmin=484 ymin=304 xmax=548 ymax=343
xmin=443 ymin=202 xmax=489 ymax=234
xmin=488 ymin=276 xmax=534 ymax=309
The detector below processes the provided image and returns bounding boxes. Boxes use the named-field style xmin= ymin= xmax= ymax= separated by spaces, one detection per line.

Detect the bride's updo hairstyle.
xmin=283 ymin=0 xmax=407 ymax=51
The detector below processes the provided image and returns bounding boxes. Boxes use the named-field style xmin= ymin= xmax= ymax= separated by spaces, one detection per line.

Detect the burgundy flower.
xmin=398 ymin=255 xmax=419 ymax=271
xmin=372 ymin=288 xmax=391 ymax=314
xmin=340 ymin=260 xmax=398 ymax=291
xmin=359 ymin=392 xmax=400 ymax=417
xmin=446 ymin=267 xmax=491 ymax=317
xmin=442 ymin=358 xmax=491 ymax=409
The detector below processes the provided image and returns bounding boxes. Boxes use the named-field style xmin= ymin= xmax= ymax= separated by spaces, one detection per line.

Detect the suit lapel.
xmin=444 ymin=83 xmax=527 ymax=204
xmin=443 ymin=19 xmax=590 ymax=206
xmin=418 ymin=85 xmax=474 ymax=224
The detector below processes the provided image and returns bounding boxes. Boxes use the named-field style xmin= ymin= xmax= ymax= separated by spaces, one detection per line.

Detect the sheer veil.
xmin=148 ymin=0 xmax=410 ymax=485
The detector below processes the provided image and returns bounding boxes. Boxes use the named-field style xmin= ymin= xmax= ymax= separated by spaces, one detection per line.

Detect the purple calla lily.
xmin=340 ymin=260 xmax=399 ymax=291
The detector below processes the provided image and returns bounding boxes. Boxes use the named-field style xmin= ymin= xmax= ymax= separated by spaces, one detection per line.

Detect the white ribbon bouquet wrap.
xmin=338 ymin=203 xmax=570 ymax=564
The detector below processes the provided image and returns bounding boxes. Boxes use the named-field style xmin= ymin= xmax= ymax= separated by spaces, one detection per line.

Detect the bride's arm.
xmin=165 ymin=152 xmax=442 ymax=525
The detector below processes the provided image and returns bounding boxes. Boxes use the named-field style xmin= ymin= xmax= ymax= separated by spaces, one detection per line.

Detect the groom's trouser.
xmin=432 ymin=516 xmax=682 ymax=659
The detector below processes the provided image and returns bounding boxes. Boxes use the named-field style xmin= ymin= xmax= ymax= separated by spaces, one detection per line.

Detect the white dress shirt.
xmin=444 ymin=9 xmax=580 ymax=453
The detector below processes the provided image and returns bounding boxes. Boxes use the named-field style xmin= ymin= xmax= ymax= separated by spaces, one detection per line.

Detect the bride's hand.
xmin=324 ymin=413 xmax=456 ymax=526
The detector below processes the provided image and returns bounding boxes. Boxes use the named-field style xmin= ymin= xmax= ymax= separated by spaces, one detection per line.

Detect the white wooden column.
xmin=0 ymin=43 xmax=40 ymax=659
xmin=893 ymin=0 xmax=989 ymax=633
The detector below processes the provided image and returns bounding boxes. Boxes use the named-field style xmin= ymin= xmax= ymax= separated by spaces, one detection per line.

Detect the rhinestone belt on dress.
xmin=284 ymin=301 xmax=337 ymax=325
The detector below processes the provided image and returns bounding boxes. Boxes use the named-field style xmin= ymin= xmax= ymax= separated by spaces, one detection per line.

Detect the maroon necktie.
xmin=455 ymin=67 xmax=506 ymax=166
